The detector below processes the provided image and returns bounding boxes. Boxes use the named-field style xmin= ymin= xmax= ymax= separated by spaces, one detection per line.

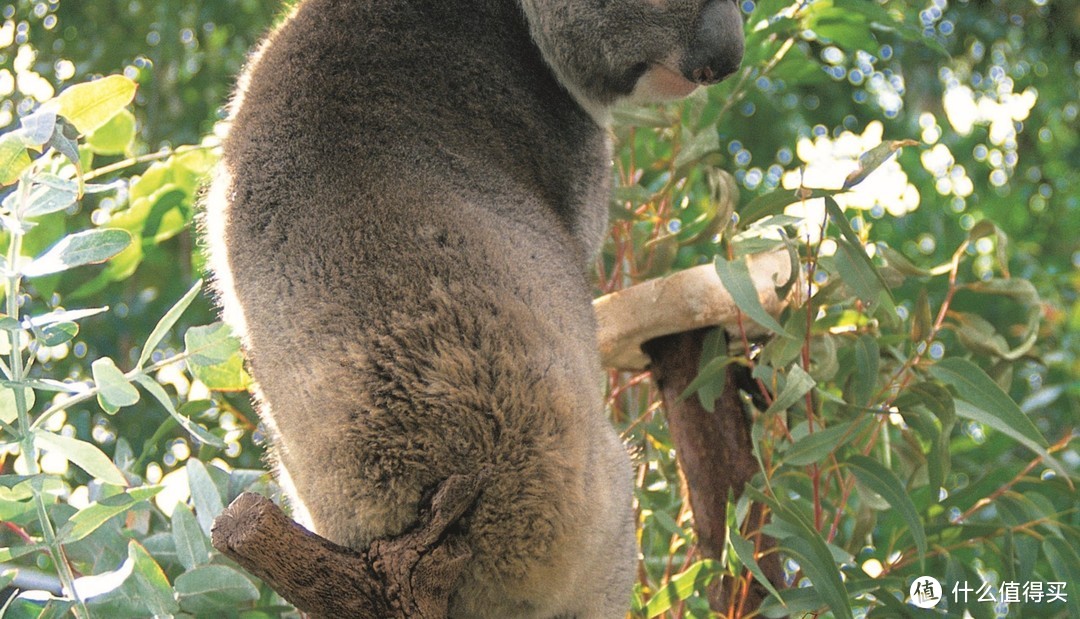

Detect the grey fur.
xmin=204 ymin=1 xmax=742 ymax=617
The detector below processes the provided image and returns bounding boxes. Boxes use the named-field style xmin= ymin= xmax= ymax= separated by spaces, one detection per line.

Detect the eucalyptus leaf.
xmin=55 ymin=75 xmax=138 ymax=135
xmin=845 ymin=455 xmax=927 ymax=563
xmin=134 ymin=374 xmax=224 ymax=447
xmin=33 ymin=430 xmax=127 ymax=486
xmin=715 ymin=255 xmax=792 ymax=338
xmin=22 ymin=228 xmax=132 ymax=278
xmin=187 ymin=459 xmax=225 ymax=536
xmin=92 ymin=357 xmax=140 ymax=411
xmin=764 ymin=365 xmax=816 ymax=415
xmin=175 ymin=565 xmax=260 ymax=614
xmin=138 ymin=279 xmax=203 ymax=368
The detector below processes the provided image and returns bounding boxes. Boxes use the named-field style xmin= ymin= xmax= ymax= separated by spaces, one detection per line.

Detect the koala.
xmin=203 ymin=0 xmax=743 ymax=617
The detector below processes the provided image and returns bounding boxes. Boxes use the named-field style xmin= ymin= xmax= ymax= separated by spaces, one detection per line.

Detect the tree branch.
xmin=210 ymin=474 xmax=483 ymax=619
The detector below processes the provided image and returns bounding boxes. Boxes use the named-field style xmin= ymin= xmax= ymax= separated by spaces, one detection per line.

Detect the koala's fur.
xmin=204 ymin=0 xmax=742 ymax=616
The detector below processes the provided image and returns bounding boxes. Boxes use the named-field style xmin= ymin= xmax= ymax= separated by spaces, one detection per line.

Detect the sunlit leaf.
xmin=86 ymin=109 xmax=136 ymax=155
xmin=715 ymin=255 xmax=792 ymax=338
xmin=55 ymin=75 xmax=138 ymax=135
xmin=22 ymin=228 xmax=132 ymax=278
xmin=0 ymin=133 xmax=32 ymax=186
xmin=138 ymin=279 xmax=203 ymax=368
xmin=59 ymin=486 xmax=163 ymax=543
xmin=33 ymin=430 xmax=127 ymax=486
xmin=187 ymin=459 xmax=225 ymax=536
xmin=92 ymin=357 xmax=139 ymax=412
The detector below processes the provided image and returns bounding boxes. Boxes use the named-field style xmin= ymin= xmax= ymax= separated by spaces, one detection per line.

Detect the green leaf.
xmin=842 ymin=140 xmax=919 ymax=190
xmin=184 ymin=322 xmax=251 ymax=391
xmin=134 ymin=374 xmax=224 ymax=447
xmin=714 ymin=255 xmax=792 ymax=338
xmin=850 ymin=335 xmax=879 ymax=407
xmin=187 ymin=459 xmax=225 ymax=536
xmin=0 ymin=133 xmax=32 ymax=186
xmin=22 ymin=228 xmax=132 ymax=278
xmin=729 ymin=530 xmax=784 ymax=604
xmin=929 ymin=358 xmax=1047 ymax=449
xmin=33 ymin=321 xmax=78 ymax=346
xmin=1042 ymin=540 xmax=1080 ymax=618
xmin=779 ymin=535 xmax=853 ymax=619
xmin=765 ymin=365 xmax=816 ymax=415
xmin=739 ymin=187 xmax=835 ymax=228
xmin=92 ymin=357 xmax=140 ymax=412
xmin=138 ymin=279 xmax=202 ymax=368
xmin=835 ymin=239 xmax=885 ymax=305
xmin=17 ymin=106 xmax=58 ymax=147
xmin=0 ymin=386 xmax=36 ymax=425
xmin=18 ymin=180 xmax=78 ymax=218
xmin=86 ymin=109 xmax=136 ymax=155
xmin=844 ymin=455 xmax=927 ymax=563
xmin=679 ymin=356 xmax=735 ymax=410
xmin=55 ymin=75 xmax=138 ymax=135
xmin=172 ymin=503 xmax=212 ymax=570
xmin=175 ymin=565 xmax=260 ymax=614
xmin=33 ymin=430 xmax=127 ymax=486
xmin=59 ymin=486 xmax=163 ymax=543
xmin=643 ymin=560 xmax=719 ymax=617
xmin=782 ymin=417 xmax=870 ymax=466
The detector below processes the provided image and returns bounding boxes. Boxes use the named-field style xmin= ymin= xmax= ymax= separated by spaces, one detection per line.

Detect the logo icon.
xmin=910 ymin=576 xmax=943 ymax=608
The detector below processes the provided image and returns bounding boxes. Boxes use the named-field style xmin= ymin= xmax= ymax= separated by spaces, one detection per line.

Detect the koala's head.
xmin=520 ymin=0 xmax=745 ymax=120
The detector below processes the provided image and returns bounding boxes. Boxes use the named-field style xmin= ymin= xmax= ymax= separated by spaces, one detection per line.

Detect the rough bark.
xmin=210 ymin=474 xmax=483 ymax=619
xmin=642 ymin=329 xmax=782 ymax=614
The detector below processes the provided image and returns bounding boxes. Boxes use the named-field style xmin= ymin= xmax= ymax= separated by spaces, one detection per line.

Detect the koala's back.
xmin=204 ymin=1 xmax=635 ymax=617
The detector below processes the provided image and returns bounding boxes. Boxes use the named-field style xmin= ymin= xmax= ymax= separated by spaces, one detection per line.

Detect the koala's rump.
xmin=216 ymin=175 xmax=631 ymax=615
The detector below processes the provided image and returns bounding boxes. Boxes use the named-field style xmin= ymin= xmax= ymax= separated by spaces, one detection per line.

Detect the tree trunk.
xmin=642 ymin=328 xmax=782 ymax=614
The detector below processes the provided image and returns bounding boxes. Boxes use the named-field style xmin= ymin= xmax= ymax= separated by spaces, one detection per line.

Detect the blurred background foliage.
xmin=0 ymin=0 xmax=1076 ymax=616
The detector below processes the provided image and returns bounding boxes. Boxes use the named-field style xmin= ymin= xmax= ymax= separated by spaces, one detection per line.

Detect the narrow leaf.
xmin=782 ymin=417 xmax=870 ymax=466
xmin=22 ymin=228 xmax=132 ymax=278
xmin=850 ymin=335 xmax=879 ymax=407
xmin=134 ymin=374 xmax=224 ymax=447
xmin=842 ymin=140 xmax=918 ymax=190
xmin=780 ymin=535 xmax=854 ymax=619
xmin=138 ymin=279 xmax=202 ymax=368
xmin=764 ymin=365 xmax=816 ymax=415
xmin=33 ymin=430 xmax=127 ymax=486
xmin=59 ymin=486 xmax=163 ymax=543
xmin=835 ymin=239 xmax=885 ymax=305
xmin=715 ymin=255 xmax=791 ymax=338
xmin=845 ymin=455 xmax=927 ymax=563
xmin=929 ymin=358 xmax=1046 ymax=448
xmin=729 ymin=530 xmax=784 ymax=604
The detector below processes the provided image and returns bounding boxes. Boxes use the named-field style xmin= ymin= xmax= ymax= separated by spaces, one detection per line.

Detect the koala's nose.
xmin=682 ymin=0 xmax=745 ymax=85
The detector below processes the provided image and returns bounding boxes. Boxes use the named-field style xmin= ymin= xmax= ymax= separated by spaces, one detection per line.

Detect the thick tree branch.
xmin=643 ymin=330 xmax=782 ymax=612
xmin=210 ymin=474 xmax=483 ymax=619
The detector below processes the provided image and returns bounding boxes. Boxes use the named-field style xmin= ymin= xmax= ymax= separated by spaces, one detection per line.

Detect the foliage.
xmin=0 ymin=0 xmax=1074 ymax=618
xmin=603 ymin=0 xmax=1079 ymax=617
